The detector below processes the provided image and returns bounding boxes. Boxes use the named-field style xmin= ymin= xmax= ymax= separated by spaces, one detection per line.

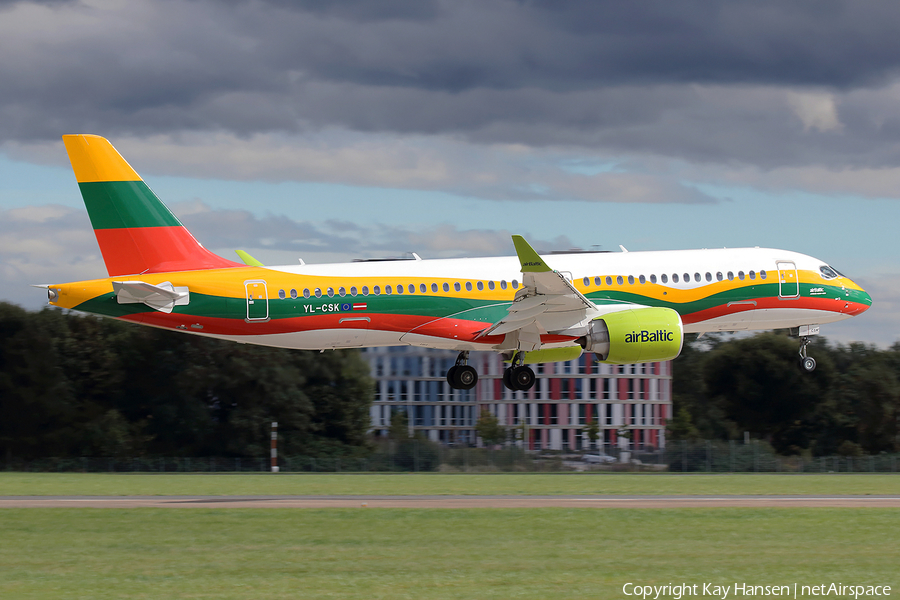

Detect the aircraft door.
xmin=776 ymin=261 xmax=799 ymax=298
xmin=245 ymin=280 xmax=269 ymax=321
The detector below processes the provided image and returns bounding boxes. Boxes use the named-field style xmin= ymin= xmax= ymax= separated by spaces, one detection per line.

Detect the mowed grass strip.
xmin=1 ymin=472 xmax=900 ymax=496
xmin=0 ymin=508 xmax=897 ymax=600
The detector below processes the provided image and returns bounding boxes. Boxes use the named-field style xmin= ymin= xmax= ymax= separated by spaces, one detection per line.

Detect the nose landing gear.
xmin=447 ymin=351 xmax=478 ymax=390
xmin=799 ymin=337 xmax=816 ymax=372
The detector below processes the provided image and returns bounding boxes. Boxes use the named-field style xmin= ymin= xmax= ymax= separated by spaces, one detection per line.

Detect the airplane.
xmin=40 ymin=135 xmax=872 ymax=390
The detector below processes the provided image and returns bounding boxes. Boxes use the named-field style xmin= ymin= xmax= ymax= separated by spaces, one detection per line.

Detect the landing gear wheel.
xmin=503 ymin=367 xmax=514 ymax=390
xmin=511 ymin=365 xmax=536 ymax=391
xmin=455 ymin=365 xmax=478 ymax=390
xmin=447 ymin=353 xmax=478 ymax=390
xmin=798 ymin=335 xmax=816 ymax=374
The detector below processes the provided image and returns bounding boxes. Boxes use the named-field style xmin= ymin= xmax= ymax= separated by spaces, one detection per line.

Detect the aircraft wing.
xmin=479 ymin=235 xmax=598 ymax=351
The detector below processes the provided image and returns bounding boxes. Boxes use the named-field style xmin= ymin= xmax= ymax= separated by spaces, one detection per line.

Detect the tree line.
xmin=670 ymin=332 xmax=900 ymax=456
xmin=0 ymin=303 xmax=373 ymax=461
xmin=2 ymin=302 xmax=898 ymax=461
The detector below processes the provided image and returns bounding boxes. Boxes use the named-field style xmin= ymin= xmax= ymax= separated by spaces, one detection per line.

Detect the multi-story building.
xmin=365 ymin=346 xmax=672 ymax=451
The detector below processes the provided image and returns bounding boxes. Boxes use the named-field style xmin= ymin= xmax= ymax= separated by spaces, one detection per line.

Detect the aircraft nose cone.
xmin=844 ymin=284 xmax=872 ymax=316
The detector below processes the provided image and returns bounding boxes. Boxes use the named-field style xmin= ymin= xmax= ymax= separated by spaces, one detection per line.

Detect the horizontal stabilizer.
xmin=112 ymin=281 xmax=190 ymax=314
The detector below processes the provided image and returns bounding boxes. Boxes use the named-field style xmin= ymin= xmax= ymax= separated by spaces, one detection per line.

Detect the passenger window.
xmin=650 ymin=274 xmax=657 ymax=284
xmin=339 ymin=287 xmax=346 ymax=297
xmin=617 ymin=276 xmax=624 ymax=285
xmin=672 ymin=274 xmax=679 ymax=283
xmin=760 ymin=270 xmax=767 ymax=280
xmin=606 ymin=276 xmax=612 ymax=286
xmin=488 ymin=281 xmax=495 ymax=290
xmin=374 ymin=285 xmax=381 ymax=295
xmin=749 ymin=271 xmax=756 ymax=280
xmin=512 ymin=280 xmax=519 ymax=289
xmin=684 ymin=273 xmax=690 ymax=283
xmin=303 ymin=289 xmax=310 ymax=299
xmin=705 ymin=273 xmax=712 ymax=282
xmin=466 ymin=282 xmax=473 ymax=291
xmin=454 ymin=282 xmax=461 ymax=292
xmin=362 ymin=286 xmax=369 ymax=296
xmin=408 ymin=284 xmax=415 ymax=294
xmin=583 ymin=277 xmax=590 ymax=287
xmin=500 ymin=280 xmax=507 ymax=289
xmin=290 ymin=289 xmax=298 ymax=299
xmin=327 ymin=287 xmax=335 ymax=297
xmin=431 ymin=283 xmax=438 ymax=292
xmin=386 ymin=285 xmax=393 ymax=295
xmin=278 ymin=289 xmax=286 ymax=299
xmin=315 ymin=288 xmax=322 ymax=298
xmin=727 ymin=272 xmax=734 ymax=281
xmin=661 ymin=274 xmax=668 ymax=284
xmin=594 ymin=276 xmax=602 ymax=286
xmin=477 ymin=281 xmax=484 ymax=291
xmin=420 ymin=284 xmax=426 ymax=293
xmin=396 ymin=285 xmax=403 ymax=294
xmin=694 ymin=273 xmax=701 ymax=282
xmin=716 ymin=272 xmax=723 ymax=282
xmin=738 ymin=272 xmax=744 ymax=281
xmin=443 ymin=282 xmax=450 ymax=292
xmin=628 ymin=275 xmax=635 ymax=285
xmin=639 ymin=275 xmax=646 ymax=284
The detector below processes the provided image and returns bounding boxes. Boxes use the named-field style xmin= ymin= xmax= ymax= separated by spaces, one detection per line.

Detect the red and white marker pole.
xmin=271 ymin=421 xmax=279 ymax=473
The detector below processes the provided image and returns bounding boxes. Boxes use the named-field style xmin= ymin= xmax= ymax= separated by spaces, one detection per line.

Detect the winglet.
xmin=235 ymin=250 xmax=264 ymax=266
xmin=511 ymin=235 xmax=551 ymax=273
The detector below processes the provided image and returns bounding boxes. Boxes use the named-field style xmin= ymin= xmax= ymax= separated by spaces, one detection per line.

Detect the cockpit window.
xmin=820 ymin=265 xmax=842 ymax=280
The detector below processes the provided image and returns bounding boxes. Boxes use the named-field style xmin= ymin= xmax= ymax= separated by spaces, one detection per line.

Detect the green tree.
xmin=582 ymin=420 xmax=599 ymax=450
xmin=702 ymin=333 xmax=832 ymax=453
xmin=475 ymin=409 xmax=507 ymax=446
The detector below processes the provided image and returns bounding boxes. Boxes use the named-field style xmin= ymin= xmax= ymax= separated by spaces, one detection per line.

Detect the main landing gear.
xmin=445 ymin=351 xmax=537 ymax=391
xmin=502 ymin=352 xmax=536 ymax=391
xmin=799 ymin=336 xmax=816 ymax=372
xmin=447 ymin=351 xmax=478 ymax=390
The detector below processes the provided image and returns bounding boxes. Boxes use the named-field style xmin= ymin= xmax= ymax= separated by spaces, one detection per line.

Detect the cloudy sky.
xmin=2 ymin=0 xmax=900 ymax=345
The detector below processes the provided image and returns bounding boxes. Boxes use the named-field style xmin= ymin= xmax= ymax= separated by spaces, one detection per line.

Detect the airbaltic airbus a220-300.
xmin=41 ymin=135 xmax=872 ymax=390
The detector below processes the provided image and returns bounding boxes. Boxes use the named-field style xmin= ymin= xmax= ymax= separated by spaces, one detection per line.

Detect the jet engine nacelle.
xmin=577 ymin=307 xmax=684 ymax=364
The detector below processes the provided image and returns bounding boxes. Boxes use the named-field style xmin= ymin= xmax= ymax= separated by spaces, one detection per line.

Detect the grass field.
xmin=1 ymin=472 xmax=899 ymax=496
xmin=1 ymin=508 xmax=897 ymax=599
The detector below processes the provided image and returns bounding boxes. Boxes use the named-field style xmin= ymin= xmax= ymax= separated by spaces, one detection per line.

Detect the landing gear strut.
xmin=447 ymin=351 xmax=478 ymax=390
xmin=799 ymin=336 xmax=816 ymax=372
xmin=502 ymin=352 xmax=536 ymax=391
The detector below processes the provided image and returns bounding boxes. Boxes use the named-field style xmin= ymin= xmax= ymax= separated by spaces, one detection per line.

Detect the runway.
xmin=1 ymin=495 xmax=899 ymax=508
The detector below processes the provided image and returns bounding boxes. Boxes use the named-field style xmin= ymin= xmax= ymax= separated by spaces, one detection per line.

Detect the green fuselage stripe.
xmin=72 ymin=280 xmax=855 ymax=325
xmin=78 ymin=181 xmax=182 ymax=230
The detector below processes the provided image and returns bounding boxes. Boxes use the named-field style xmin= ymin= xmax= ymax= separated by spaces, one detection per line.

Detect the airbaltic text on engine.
xmin=624 ymin=329 xmax=675 ymax=343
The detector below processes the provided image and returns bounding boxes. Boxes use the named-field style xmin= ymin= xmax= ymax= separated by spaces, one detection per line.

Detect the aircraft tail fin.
xmin=62 ymin=134 xmax=241 ymax=276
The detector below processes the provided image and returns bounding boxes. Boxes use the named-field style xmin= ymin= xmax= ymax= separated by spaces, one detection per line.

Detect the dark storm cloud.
xmin=3 ymin=0 xmax=900 ymax=171
xmin=172 ymin=201 xmax=572 ymax=258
